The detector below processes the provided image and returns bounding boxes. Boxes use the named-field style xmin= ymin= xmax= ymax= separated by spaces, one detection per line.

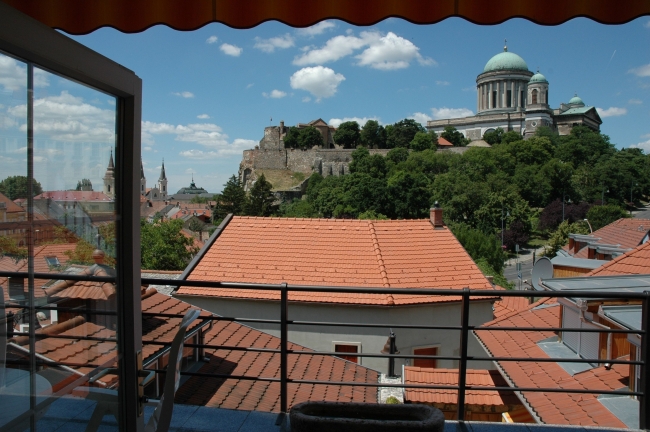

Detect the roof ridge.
xmin=586 ymin=239 xmax=650 ymax=276
xmin=367 ymin=221 xmax=392 ymax=305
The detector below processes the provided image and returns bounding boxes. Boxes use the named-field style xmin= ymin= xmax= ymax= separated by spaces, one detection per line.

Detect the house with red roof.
xmin=474 ymin=240 xmax=650 ymax=428
xmin=175 ymin=209 xmax=498 ymax=375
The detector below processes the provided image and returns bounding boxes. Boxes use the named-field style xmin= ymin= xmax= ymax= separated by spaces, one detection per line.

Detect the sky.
xmin=1 ymin=17 xmax=650 ymax=194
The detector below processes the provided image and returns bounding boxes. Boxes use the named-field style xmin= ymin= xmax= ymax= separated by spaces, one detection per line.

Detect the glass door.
xmin=0 ymin=3 xmax=143 ymax=431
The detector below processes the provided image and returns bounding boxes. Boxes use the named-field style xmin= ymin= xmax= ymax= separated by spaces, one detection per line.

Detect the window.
xmin=507 ymin=90 xmax=512 ymax=108
xmin=334 ymin=343 xmax=360 ymax=363
xmin=413 ymin=346 xmax=438 ymax=368
xmin=492 ymin=91 xmax=497 ymax=108
xmin=8 ymin=276 xmax=24 ymax=299
xmin=562 ymin=306 xmax=600 ymax=360
xmin=520 ymin=90 xmax=525 ymax=107
xmin=532 ymin=89 xmax=538 ymax=104
xmin=45 ymin=256 xmax=60 ymax=267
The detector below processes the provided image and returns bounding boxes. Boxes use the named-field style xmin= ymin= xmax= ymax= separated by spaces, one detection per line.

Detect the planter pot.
xmin=290 ymin=401 xmax=444 ymax=432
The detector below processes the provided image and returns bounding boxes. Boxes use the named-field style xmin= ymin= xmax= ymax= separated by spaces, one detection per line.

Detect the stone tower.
xmin=103 ymin=150 xmax=115 ymax=198
xmin=157 ymin=159 xmax=168 ymax=199
xmin=140 ymin=158 xmax=146 ymax=197
xmin=524 ymin=70 xmax=553 ymax=137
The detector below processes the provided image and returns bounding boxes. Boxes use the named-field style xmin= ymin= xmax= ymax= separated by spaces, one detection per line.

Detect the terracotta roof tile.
xmin=0 ymin=192 xmax=25 ymax=213
xmin=403 ymin=367 xmax=521 ymax=408
xmin=586 ymin=239 xmax=650 ymax=276
xmin=493 ymin=292 xmax=532 ymax=320
xmin=182 ymin=217 xmax=492 ymax=305
xmin=475 ymin=299 xmax=628 ymax=427
xmin=34 ymin=191 xmax=113 ymax=202
xmin=563 ymin=218 xmax=650 ymax=258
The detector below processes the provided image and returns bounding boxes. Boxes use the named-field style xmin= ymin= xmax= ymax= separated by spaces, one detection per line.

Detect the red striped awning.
xmin=2 ymin=0 xmax=648 ymax=35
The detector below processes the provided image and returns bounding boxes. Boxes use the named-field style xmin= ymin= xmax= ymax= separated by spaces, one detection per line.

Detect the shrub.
xmin=385 ymin=396 xmax=401 ymax=404
xmin=586 ymin=204 xmax=628 ymax=231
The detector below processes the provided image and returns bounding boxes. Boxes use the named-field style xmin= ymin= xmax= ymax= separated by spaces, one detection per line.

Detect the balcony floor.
xmin=29 ymin=397 xmax=640 ymax=432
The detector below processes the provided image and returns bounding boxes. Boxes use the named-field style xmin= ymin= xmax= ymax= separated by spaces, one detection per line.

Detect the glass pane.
xmin=0 ymin=51 xmax=122 ymax=430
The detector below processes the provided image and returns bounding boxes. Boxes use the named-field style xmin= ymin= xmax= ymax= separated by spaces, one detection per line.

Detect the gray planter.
xmin=290 ymin=401 xmax=445 ymax=432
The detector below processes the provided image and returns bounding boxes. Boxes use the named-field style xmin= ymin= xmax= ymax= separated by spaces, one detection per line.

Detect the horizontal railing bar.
xmin=10 ymin=333 xmax=117 ymax=343
xmin=5 ymin=304 xmax=119 ymax=316
xmin=475 ymin=326 xmax=643 ymax=334
xmin=0 ymin=271 xmax=116 ymax=283
xmin=288 ymin=320 xmax=463 ymax=330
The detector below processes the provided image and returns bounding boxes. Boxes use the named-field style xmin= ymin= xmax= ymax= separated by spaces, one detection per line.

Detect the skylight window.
xmin=45 ymin=256 xmax=61 ymax=267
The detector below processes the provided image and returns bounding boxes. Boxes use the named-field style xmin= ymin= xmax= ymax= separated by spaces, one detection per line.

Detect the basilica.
xmin=426 ymin=43 xmax=603 ymax=141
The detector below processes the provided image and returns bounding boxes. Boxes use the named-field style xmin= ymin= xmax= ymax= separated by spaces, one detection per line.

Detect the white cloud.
xmin=185 ymin=168 xmax=196 ymax=174
xmin=107 ymin=99 xmax=116 ymax=106
xmin=296 ymin=21 xmax=336 ymax=37
xmin=436 ymin=81 xmax=450 ymax=86
xmin=645 ymin=20 xmax=650 ymax=28
xmin=430 ymin=107 xmax=474 ymax=120
xmin=293 ymin=32 xmax=379 ymax=66
xmin=0 ymin=55 xmax=49 ymax=91
xmin=206 ymin=35 xmax=218 ymax=44
xmin=290 ymin=66 xmax=345 ymax=100
xmin=220 ymin=43 xmax=242 ymax=57
xmin=143 ymin=146 xmax=153 ymax=151
xmin=629 ymin=99 xmax=643 ymax=105
xmin=628 ymin=64 xmax=650 ymax=77
xmin=328 ymin=117 xmax=379 ymax=128
xmin=630 ymin=139 xmax=650 ymax=154
xmin=173 ymin=91 xmax=194 ymax=98
xmin=246 ymin=83 xmax=254 ymax=89
xmin=142 ymin=121 xmax=255 ymax=156
xmin=409 ymin=112 xmax=433 ymax=126
xmin=197 ymin=114 xmax=210 ymax=119
xmin=302 ymin=97 xmax=311 ymax=103
xmin=356 ymin=32 xmax=435 ymax=70
xmin=254 ymin=34 xmax=294 ymax=53
xmin=597 ymin=107 xmax=627 ymax=117
xmin=262 ymin=89 xmax=287 ymax=99
xmin=7 ymin=91 xmax=116 ymax=143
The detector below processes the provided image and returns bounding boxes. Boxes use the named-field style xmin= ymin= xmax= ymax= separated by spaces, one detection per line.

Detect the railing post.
xmin=280 ymin=282 xmax=288 ymax=414
xmin=640 ymin=291 xmax=649 ymax=430
xmin=456 ymin=287 xmax=470 ymax=421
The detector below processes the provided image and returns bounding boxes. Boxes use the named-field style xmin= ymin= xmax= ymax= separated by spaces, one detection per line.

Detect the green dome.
xmin=568 ymin=95 xmax=585 ymax=106
xmin=483 ymin=50 xmax=529 ymax=73
xmin=529 ymin=72 xmax=548 ymax=84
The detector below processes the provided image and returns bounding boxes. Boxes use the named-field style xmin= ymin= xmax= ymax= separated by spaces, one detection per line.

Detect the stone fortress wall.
xmin=239 ymin=124 xmax=389 ymax=191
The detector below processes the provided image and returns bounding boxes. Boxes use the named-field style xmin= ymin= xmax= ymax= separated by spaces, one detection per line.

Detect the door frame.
xmin=0 ymin=3 xmax=143 ymax=430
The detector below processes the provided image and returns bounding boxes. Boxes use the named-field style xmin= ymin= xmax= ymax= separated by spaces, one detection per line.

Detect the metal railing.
xmin=2 ymin=269 xmax=649 ymax=428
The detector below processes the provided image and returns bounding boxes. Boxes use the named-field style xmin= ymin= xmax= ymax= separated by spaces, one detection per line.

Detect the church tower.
xmin=140 ymin=158 xmax=146 ymax=197
xmin=524 ymin=69 xmax=553 ymax=137
xmin=103 ymin=150 xmax=115 ymax=198
xmin=157 ymin=159 xmax=168 ymax=199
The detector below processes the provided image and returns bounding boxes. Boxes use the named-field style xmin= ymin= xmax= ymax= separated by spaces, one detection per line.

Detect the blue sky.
xmin=2 ymin=17 xmax=650 ymax=194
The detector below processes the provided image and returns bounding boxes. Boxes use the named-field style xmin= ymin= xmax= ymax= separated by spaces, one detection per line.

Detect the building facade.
xmin=427 ymin=44 xmax=603 ymax=141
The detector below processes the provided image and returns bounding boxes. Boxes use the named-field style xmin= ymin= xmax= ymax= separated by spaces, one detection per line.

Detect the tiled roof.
xmin=437 ymin=137 xmax=454 ymax=146
xmin=492 ymin=293 xmax=532 ymax=320
xmin=182 ymin=217 xmax=492 ymax=305
xmin=403 ymin=367 xmax=521 ymax=408
xmin=563 ymin=218 xmax=650 ymax=258
xmin=34 ymin=191 xmax=113 ymax=202
xmin=475 ymin=299 xmax=628 ymax=427
xmin=11 ymin=284 xmax=378 ymax=410
xmin=586 ymin=240 xmax=650 ymax=276
xmin=0 ymin=192 xmax=25 ymax=213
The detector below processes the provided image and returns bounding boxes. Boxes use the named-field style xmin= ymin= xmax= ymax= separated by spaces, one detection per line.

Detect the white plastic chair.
xmin=79 ymin=308 xmax=201 ymax=432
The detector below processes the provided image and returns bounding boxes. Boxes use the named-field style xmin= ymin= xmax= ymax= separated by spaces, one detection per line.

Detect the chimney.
xmin=430 ymin=202 xmax=444 ymax=228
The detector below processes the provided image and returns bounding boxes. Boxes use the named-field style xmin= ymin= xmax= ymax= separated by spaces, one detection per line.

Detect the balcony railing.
xmin=2 ymin=270 xmax=649 ymax=429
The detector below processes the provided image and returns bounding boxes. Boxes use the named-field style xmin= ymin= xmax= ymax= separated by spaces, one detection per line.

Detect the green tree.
xmin=483 ymin=128 xmax=504 ymax=145
xmin=140 ymin=219 xmax=198 ymax=270
xmin=449 ymin=223 xmax=505 ymax=273
xmin=386 ymin=119 xmax=425 ymax=149
xmin=333 ymin=121 xmax=360 ymax=149
xmin=283 ymin=127 xmax=301 ymax=148
xmin=586 ymin=205 xmax=628 ymax=231
xmin=386 ymin=147 xmax=410 ymax=165
xmin=299 ymin=126 xmax=324 ymax=149
xmin=349 ymin=147 xmax=388 ymax=179
xmin=0 ymin=176 xmax=43 ymax=199
xmin=555 ymin=126 xmax=615 ymax=168
xmin=213 ymin=175 xmax=247 ymax=224
xmin=543 ymin=220 xmax=589 ymax=257
xmin=409 ymin=131 xmax=434 ymax=152
xmin=190 ymin=195 xmax=209 ymax=204
xmin=441 ymin=126 xmax=468 ymax=147
xmin=0 ymin=236 xmax=28 ymax=262
xmin=188 ymin=218 xmax=205 ymax=233
xmin=387 ymin=171 xmax=430 ymax=219
xmin=279 ymin=199 xmax=318 ymax=218
xmin=245 ymin=174 xmax=277 ymax=216
xmin=358 ymin=210 xmax=388 ymax=220
xmin=360 ymin=120 xmax=387 ymax=149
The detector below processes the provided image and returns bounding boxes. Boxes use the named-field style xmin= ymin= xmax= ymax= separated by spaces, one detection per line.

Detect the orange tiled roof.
xmin=403 ymin=367 xmax=520 ymax=408
xmin=12 ymin=287 xmax=378 ymax=410
xmin=492 ymin=293 xmax=532 ymax=320
xmin=182 ymin=216 xmax=493 ymax=305
xmin=475 ymin=299 xmax=628 ymax=427
xmin=0 ymin=192 xmax=25 ymax=213
xmin=563 ymin=218 xmax=650 ymax=258
xmin=586 ymin=240 xmax=650 ymax=277
xmin=34 ymin=191 xmax=113 ymax=202
xmin=437 ymin=137 xmax=454 ymax=147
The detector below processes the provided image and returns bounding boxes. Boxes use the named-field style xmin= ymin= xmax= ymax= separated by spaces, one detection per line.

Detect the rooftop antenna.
xmin=504 ymin=38 xmax=507 ymax=52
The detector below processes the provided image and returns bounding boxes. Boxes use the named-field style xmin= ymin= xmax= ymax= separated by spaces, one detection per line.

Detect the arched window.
xmin=532 ymin=89 xmax=538 ymax=104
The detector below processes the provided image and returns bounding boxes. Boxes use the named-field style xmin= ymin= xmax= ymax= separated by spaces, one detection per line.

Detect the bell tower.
xmin=103 ymin=150 xmax=115 ymax=198
xmin=157 ymin=159 xmax=168 ymax=199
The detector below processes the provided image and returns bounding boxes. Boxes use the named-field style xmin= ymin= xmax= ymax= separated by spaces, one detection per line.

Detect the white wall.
xmin=175 ymin=295 xmax=496 ymax=374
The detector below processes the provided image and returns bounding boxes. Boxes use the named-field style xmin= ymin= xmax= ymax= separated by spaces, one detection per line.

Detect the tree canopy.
xmin=360 ymin=120 xmax=387 ymax=149
xmin=0 ymin=176 xmax=43 ymax=199
xmin=386 ymin=119 xmax=425 ymax=149
xmin=245 ymin=174 xmax=277 ymax=216
xmin=141 ymin=219 xmax=198 ymax=270
xmin=333 ymin=121 xmax=360 ymax=149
